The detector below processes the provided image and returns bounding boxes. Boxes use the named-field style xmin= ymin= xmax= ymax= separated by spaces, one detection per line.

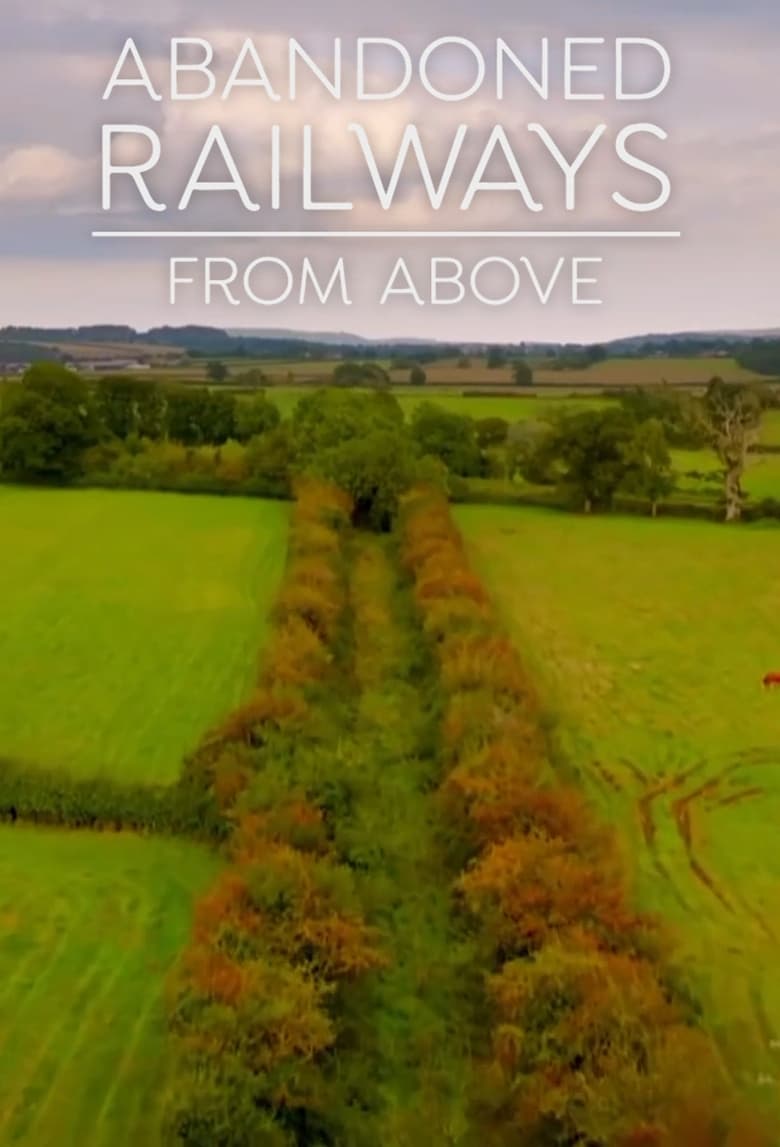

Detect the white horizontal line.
xmin=92 ymin=230 xmax=682 ymax=240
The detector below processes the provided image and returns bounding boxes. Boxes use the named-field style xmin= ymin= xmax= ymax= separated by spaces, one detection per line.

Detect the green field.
xmin=0 ymin=489 xmax=288 ymax=781
xmin=673 ymin=447 xmax=780 ymax=502
xmin=396 ymin=391 xmax=608 ymax=421
xmin=761 ymin=410 xmax=780 ymax=446
xmin=267 ymin=386 xmax=609 ymax=423
xmin=457 ymin=505 xmax=780 ymax=1109
xmin=0 ymin=827 xmax=217 ymax=1147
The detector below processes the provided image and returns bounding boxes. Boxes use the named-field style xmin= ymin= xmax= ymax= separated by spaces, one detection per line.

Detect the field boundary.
xmin=0 ymin=755 xmax=225 ymax=842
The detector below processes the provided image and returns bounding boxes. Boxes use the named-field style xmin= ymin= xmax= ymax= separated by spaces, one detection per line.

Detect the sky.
xmin=0 ymin=0 xmax=778 ymax=343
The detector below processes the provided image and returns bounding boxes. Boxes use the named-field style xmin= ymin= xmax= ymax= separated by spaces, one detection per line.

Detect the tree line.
xmin=506 ymin=380 xmax=769 ymax=522
xmin=0 ymin=365 xmax=280 ymax=480
xmin=0 ymin=364 xmax=772 ymax=524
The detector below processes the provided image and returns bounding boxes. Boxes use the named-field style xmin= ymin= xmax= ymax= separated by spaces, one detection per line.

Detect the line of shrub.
xmin=77 ymin=436 xmax=292 ymax=500
xmin=0 ymin=756 xmax=223 ymax=839
xmin=78 ymin=469 xmax=289 ymax=500
xmin=398 ymin=487 xmax=769 ymax=1147
xmin=165 ymin=479 xmax=387 ymax=1147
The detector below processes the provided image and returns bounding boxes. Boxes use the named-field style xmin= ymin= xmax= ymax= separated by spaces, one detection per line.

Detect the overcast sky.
xmin=0 ymin=0 xmax=778 ymax=342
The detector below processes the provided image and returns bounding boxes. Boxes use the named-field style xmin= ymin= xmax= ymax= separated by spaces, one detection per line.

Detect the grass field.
xmin=456 ymin=505 xmax=780 ymax=1112
xmin=0 ymin=489 xmax=288 ymax=782
xmin=761 ymin=410 xmax=780 ymax=446
xmin=673 ymin=447 xmax=780 ymax=502
xmin=0 ymin=827 xmax=216 ymax=1147
xmin=267 ymin=386 xmax=609 ymax=423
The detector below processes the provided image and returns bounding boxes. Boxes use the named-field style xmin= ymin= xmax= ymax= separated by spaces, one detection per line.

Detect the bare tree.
xmin=694 ymin=379 xmax=764 ymax=522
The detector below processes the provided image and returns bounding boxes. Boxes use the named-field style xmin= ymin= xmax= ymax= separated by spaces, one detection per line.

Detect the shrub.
xmin=167 ymin=477 xmax=384 ymax=1144
xmin=0 ymin=756 xmax=224 ymax=841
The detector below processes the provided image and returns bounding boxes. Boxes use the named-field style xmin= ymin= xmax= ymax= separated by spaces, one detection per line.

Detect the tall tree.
xmin=166 ymin=388 xmax=236 ymax=445
xmin=512 ymin=359 xmax=534 ymax=387
xmin=410 ymin=402 xmax=482 ymax=477
xmin=621 ymin=417 xmax=674 ymax=516
xmin=206 ymin=361 xmax=229 ymax=384
xmin=532 ymin=409 xmax=640 ymax=512
xmin=0 ymin=363 xmax=99 ymax=481
xmin=95 ymin=376 xmax=166 ymax=441
xmin=331 ymin=361 xmax=390 ymax=388
xmin=233 ymin=392 xmax=281 ymax=443
xmin=694 ymin=379 xmax=764 ymax=521
xmin=291 ymin=388 xmax=403 ymax=460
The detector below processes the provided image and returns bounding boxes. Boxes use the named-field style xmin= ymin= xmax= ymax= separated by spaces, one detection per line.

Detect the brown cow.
xmin=762 ymin=672 xmax=780 ymax=688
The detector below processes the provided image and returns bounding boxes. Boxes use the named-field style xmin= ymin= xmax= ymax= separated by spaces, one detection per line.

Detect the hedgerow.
xmin=0 ymin=756 xmax=225 ymax=841
xmin=165 ymin=478 xmax=386 ymax=1146
xmin=398 ymin=486 xmax=770 ymax=1147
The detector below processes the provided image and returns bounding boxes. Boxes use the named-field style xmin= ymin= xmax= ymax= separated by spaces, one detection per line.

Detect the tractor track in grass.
xmin=623 ymin=747 xmax=780 ymax=958
xmin=584 ymin=747 xmax=780 ymax=1085
xmin=587 ymin=749 xmax=780 ymax=1088
xmin=715 ymin=786 xmax=765 ymax=808
xmin=0 ymin=830 xmax=215 ymax=1147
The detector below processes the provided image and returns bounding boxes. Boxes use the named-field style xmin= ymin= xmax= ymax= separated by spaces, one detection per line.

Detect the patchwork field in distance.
xmin=0 ymin=826 xmax=217 ymax=1147
xmin=216 ymin=353 xmax=761 ymax=388
xmin=457 ymin=505 xmax=780 ymax=1115
xmin=0 ymin=488 xmax=288 ymax=782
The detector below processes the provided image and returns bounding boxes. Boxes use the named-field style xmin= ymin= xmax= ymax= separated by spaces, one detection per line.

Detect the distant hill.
xmin=2 ymin=323 xmax=780 ymax=367
xmin=227 ymin=327 xmax=373 ymax=347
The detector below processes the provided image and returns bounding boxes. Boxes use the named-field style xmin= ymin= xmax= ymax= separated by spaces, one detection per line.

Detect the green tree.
xmin=506 ymin=419 xmax=558 ymax=485
xmin=167 ymin=388 xmax=236 ymax=445
xmin=0 ymin=363 xmax=99 ymax=481
xmin=291 ymin=390 xmax=414 ymax=526
xmin=245 ymin=425 xmax=294 ymax=492
xmin=409 ymin=364 xmax=427 ymax=386
xmin=486 ymin=347 xmax=507 ymax=370
xmin=233 ymin=392 xmax=281 ymax=443
xmin=291 ymin=388 xmax=404 ymax=461
xmin=585 ymin=344 xmax=607 ymax=364
xmin=512 ymin=359 xmax=534 ymax=387
xmin=233 ymin=366 xmax=270 ymax=388
xmin=621 ymin=417 xmax=674 ymax=516
xmin=693 ymin=378 xmax=765 ymax=521
xmin=534 ymin=408 xmax=640 ymax=512
xmin=206 ymin=361 xmax=229 ymax=384
xmin=410 ymin=402 xmax=482 ymax=477
xmin=311 ymin=429 xmax=419 ymax=530
xmin=95 ymin=376 xmax=166 ymax=441
xmin=331 ymin=361 xmax=390 ymax=388
xmin=475 ymin=416 xmax=510 ymax=448
xmin=618 ymin=386 xmax=707 ymax=448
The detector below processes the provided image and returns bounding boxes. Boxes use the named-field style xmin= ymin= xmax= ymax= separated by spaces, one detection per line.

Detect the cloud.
xmin=0 ymin=146 xmax=92 ymax=203
xmin=0 ymin=1 xmax=779 ymax=337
